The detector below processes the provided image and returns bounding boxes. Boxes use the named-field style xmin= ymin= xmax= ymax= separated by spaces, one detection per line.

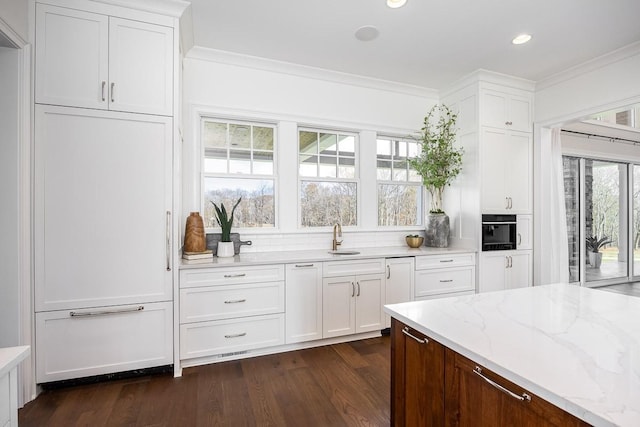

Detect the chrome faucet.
xmin=332 ymin=223 xmax=343 ymax=251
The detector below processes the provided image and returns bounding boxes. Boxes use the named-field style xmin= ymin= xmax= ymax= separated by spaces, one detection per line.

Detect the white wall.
xmin=0 ymin=0 xmax=28 ymax=42
xmin=182 ymin=49 xmax=440 ymax=251
xmin=533 ymin=44 xmax=640 ymax=285
xmin=0 ymin=46 xmax=20 ymax=347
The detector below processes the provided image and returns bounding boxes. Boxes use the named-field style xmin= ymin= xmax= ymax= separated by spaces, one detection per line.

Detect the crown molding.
xmin=439 ymin=68 xmax=535 ymax=98
xmin=0 ymin=16 xmax=26 ymax=48
xmin=185 ymin=46 xmax=439 ymax=99
xmin=90 ymin=0 xmax=189 ymax=18
xmin=536 ymin=40 xmax=640 ymax=91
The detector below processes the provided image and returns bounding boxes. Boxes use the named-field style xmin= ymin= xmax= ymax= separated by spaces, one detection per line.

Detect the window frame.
xmin=200 ymin=116 xmax=279 ymax=231
xmin=297 ymin=127 xmax=360 ymax=229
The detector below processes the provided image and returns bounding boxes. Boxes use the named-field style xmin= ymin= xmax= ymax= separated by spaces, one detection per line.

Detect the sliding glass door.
xmin=634 ymin=165 xmax=640 ymax=280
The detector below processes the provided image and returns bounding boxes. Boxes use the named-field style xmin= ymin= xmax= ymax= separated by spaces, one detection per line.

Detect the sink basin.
xmin=328 ymin=250 xmax=361 ymax=255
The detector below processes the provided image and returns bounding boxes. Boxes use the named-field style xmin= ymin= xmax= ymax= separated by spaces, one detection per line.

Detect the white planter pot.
xmin=217 ymin=241 xmax=235 ymax=258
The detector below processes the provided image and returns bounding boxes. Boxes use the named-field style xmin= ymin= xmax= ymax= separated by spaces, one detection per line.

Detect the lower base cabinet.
xmin=391 ymin=319 xmax=589 ymax=427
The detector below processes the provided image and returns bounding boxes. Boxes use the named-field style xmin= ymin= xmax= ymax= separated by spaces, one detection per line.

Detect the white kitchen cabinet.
xmin=35 ymin=3 xmax=173 ymax=115
xmin=285 ymin=262 xmax=323 ymax=344
xmin=479 ymin=250 xmax=532 ymax=293
xmin=517 ymin=215 xmax=533 ymax=250
xmin=414 ymin=253 xmax=476 ymax=300
xmin=384 ymin=257 xmax=414 ymax=328
xmin=481 ymin=127 xmax=532 ymax=214
xmin=35 ymin=301 xmax=172 ymax=383
xmin=481 ymin=88 xmax=532 ymax=132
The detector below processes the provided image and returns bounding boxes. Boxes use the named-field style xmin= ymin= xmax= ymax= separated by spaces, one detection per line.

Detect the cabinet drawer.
xmin=180 ymin=281 xmax=284 ymax=323
xmin=180 ymin=314 xmax=284 ymax=360
xmin=323 ymin=258 xmax=385 ymax=277
xmin=415 ymin=253 xmax=475 ymax=270
xmin=35 ymin=301 xmax=173 ymax=383
xmin=415 ymin=267 xmax=475 ymax=297
xmin=180 ymin=264 xmax=284 ymax=288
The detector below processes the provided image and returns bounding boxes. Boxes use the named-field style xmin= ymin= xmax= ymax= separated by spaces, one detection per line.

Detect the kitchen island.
xmin=384 ymin=283 xmax=640 ymax=427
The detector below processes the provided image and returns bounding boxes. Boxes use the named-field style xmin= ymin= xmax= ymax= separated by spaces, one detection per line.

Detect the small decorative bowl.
xmin=405 ymin=235 xmax=424 ymax=248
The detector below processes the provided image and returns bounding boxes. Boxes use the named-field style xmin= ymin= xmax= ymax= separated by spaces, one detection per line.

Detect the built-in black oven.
xmin=481 ymin=214 xmax=517 ymax=251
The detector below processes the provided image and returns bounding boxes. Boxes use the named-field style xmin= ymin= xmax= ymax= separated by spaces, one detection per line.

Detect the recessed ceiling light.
xmin=512 ymin=34 xmax=532 ymax=45
xmin=387 ymin=0 xmax=407 ymax=8
xmin=355 ymin=25 xmax=380 ymax=42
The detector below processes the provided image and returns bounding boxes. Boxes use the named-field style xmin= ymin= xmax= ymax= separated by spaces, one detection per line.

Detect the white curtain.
xmin=540 ymin=128 xmax=570 ymax=283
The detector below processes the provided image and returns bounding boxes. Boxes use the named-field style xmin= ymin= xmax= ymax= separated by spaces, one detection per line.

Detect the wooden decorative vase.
xmin=184 ymin=212 xmax=206 ymax=253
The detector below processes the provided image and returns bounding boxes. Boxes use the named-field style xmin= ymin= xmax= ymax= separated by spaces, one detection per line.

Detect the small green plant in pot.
xmin=586 ymin=235 xmax=612 ymax=268
xmin=211 ymin=197 xmax=242 ymax=257
xmin=408 ymin=104 xmax=463 ymax=247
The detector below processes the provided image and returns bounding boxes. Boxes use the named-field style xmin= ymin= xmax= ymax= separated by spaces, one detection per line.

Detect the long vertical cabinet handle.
xmin=356 ymin=281 xmax=361 ymax=296
xmin=101 ymin=81 xmax=106 ymax=101
xmin=351 ymin=282 xmax=355 ymax=297
xmin=387 ymin=265 xmax=391 ymax=279
xmin=110 ymin=82 xmax=115 ymax=102
xmin=166 ymin=211 xmax=171 ymax=271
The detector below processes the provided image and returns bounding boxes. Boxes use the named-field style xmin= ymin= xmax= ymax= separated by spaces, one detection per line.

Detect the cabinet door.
xmin=385 ymin=258 xmax=414 ymax=328
xmin=35 ymin=4 xmax=109 ymax=110
xmin=508 ymin=94 xmax=533 ymax=132
xmin=391 ymin=319 xmax=444 ymax=427
xmin=108 ymin=18 xmax=173 ymax=115
xmin=481 ymin=89 xmax=532 ymax=132
xmin=507 ymin=251 xmax=532 ymax=289
xmin=285 ymin=263 xmax=323 ymax=343
xmin=479 ymin=253 xmax=507 ymax=293
xmin=481 ymin=128 xmax=509 ymax=211
xmin=446 ymin=351 xmax=589 ymax=426
xmin=354 ymin=274 xmax=385 ymax=333
xmin=504 ymin=132 xmax=532 ymax=213
xmin=34 ymin=106 xmax=173 ymax=311
xmin=517 ymin=215 xmax=532 ymax=250
xmin=322 ymin=276 xmax=355 ymax=338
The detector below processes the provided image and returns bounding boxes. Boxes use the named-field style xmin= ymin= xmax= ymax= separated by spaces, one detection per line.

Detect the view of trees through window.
xmin=203 ymin=178 xmax=274 ymax=229
xmin=300 ymin=182 xmax=357 ymax=227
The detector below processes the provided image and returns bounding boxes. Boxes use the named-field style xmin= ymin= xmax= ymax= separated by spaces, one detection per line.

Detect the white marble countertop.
xmin=0 ymin=345 xmax=30 ymax=377
xmin=384 ymin=284 xmax=640 ymax=427
xmin=179 ymin=245 xmax=475 ymax=269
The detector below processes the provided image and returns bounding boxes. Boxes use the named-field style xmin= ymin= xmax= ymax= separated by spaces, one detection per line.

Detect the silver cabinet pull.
xmin=509 ymin=197 xmax=513 ymax=209
xmin=351 ymin=281 xmax=355 ymax=297
xmin=166 ymin=211 xmax=171 ymax=271
xmin=473 ymin=366 xmax=531 ymax=402
xmin=440 ymin=259 xmax=454 ymax=263
xmin=356 ymin=281 xmax=361 ymax=297
xmin=224 ymin=332 xmax=246 ymax=339
xmin=224 ymin=273 xmax=246 ymax=278
xmin=518 ymin=233 xmax=522 ymax=246
xmin=505 ymin=197 xmax=510 ymax=209
xmin=402 ymin=327 xmax=427 ymax=344
xmin=101 ymin=81 xmax=106 ymax=101
xmin=439 ymin=279 xmax=453 ymax=283
xmin=505 ymin=121 xmax=513 ymax=126
xmin=224 ymin=299 xmax=246 ymax=304
xmin=295 ymin=264 xmax=314 ymax=268
xmin=70 ymin=305 xmax=144 ymax=317
xmin=505 ymin=256 xmax=509 ymax=268
xmin=387 ymin=265 xmax=391 ymax=279
xmin=110 ymin=82 xmax=115 ymax=102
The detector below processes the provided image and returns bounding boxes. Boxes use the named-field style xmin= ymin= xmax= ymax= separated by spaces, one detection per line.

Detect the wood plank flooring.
xmin=19 ymin=336 xmax=391 ymax=427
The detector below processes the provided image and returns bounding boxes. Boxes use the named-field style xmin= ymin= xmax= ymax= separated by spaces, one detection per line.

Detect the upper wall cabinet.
xmin=35 ymin=4 xmax=173 ymax=116
xmin=481 ymin=88 xmax=532 ymax=132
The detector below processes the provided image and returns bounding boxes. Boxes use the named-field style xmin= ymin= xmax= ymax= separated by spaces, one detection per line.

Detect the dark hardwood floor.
xmin=19 ymin=336 xmax=391 ymax=427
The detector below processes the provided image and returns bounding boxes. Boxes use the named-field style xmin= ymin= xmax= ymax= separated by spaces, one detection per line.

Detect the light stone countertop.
xmin=0 ymin=346 xmax=30 ymax=377
xmin=384 ymin=284 xmax=640 ymax=427
xmin=179 ymin=245 xmax=476 ymax=269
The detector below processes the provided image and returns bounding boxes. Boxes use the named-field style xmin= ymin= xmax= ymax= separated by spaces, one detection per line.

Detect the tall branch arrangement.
xmin=408 ymin=104 xmax=463 ymax=214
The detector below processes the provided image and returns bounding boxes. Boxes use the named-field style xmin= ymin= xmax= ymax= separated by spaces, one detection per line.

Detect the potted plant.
xmin=211 ymin=197 xmax=242 ymax=257
xmin=586 ymin=235 xmax=612 ymax=268
xmin=408 ymin=104 xmax=463 ymax=247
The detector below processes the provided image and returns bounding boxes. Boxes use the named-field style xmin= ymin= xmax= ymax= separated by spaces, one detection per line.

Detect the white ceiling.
xmin=186 ymin=0 xmax=640 ymax=90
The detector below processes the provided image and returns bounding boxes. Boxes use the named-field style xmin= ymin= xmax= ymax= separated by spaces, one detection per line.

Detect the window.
xmin=299 ymin=129 xmax=357 ymax=227
xmin=376 ymin=137 xmax=422 ymax=226
xmin=202 ymin=118 xmax=276 ymax=229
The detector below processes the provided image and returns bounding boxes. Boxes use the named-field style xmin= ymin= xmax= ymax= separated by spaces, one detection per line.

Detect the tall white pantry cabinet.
xmin=33 ymin=1 xmax=180 ymax=383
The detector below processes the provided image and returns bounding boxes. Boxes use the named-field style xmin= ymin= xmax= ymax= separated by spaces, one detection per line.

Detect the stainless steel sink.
xmin=328 ymin=250 xmax=361 ymax=255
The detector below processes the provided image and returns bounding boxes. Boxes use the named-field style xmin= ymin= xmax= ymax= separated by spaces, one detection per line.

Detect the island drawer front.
xmin=180 ymin=313 xmax=284 ymax=359
xmin=323 ymin=258 xmax=385 ymax=277
xmin=415 ymin=253 xmax=475 ymax=270
xmin=179 ymin=264 xmax=285 ymax=288
xmin=415 ymin=266 xmax=475 ymax=297
xmin=180 ymin=281 xmax=285 ymax=323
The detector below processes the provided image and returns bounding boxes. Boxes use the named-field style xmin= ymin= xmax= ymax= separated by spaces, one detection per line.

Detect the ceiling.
xmin=186 ymin=0 xmax=640 ymax=90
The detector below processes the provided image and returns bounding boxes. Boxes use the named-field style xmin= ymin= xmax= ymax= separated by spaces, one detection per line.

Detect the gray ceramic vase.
xmin=425 ymin=213 xmax=450 ymax=248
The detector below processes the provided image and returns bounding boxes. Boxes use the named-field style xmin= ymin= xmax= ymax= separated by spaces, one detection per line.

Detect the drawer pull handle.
xmin=440 ymin=259 xmax=454 ymax=263
xmin=224 ymin=299 xmax=246 ymax=304
xmin=439 ymin=279 xmax=453 ymax=283
xmin=295 ymin=264 xmax=314 ymax=268
xmin=473 ymin=366 xmax=531 ymax=402
xmin=224 ymin=273 xmax=246 ymax=278
xmin=402 ymin=327 xmax=427 ymax=344
xmin=225 ymin=332 xmax=247 ymax=339
xmin=70 ymin=305 xmax=144 ymax=317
